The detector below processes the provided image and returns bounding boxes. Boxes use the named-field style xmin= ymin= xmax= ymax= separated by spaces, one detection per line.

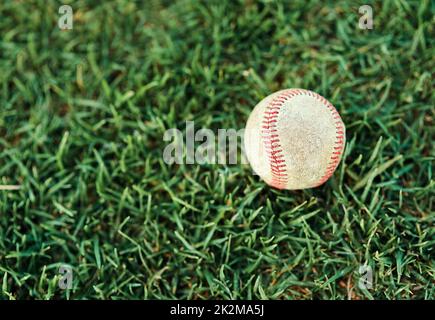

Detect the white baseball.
xmin=244 ymin=89 xmax=345 ymax=190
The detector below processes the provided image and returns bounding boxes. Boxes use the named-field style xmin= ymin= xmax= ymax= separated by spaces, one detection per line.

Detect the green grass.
xmin=0 ymin=0 xmax=434 ymax=300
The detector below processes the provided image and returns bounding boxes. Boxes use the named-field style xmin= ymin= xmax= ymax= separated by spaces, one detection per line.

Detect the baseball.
xmin=244 ymin=89 xmax=346 ymax=190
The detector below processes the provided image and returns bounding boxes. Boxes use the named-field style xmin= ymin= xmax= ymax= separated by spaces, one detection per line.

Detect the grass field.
xmin=0 ymin=0 xmax=434 ymax=300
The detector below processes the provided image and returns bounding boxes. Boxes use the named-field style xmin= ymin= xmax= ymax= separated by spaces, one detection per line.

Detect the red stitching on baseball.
xmin=263 ymin=115 xmax=278 ymax=119
xmin=261 ymin=90 xmax=299 ymax=189
xmin=297 ymin=90 xmax=345 ymax=187
xmin=265 ymin=111 xmax=279 ymax=116
xmin=262 ymin=119 xmax=278 ymax=123
xmin=261 ymin=128 xmax=278 ymax=132
xmin=268 ymin=154 xmax=284 ymax=159
xmin=269 ymin=159 xmax=285 ymax=163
